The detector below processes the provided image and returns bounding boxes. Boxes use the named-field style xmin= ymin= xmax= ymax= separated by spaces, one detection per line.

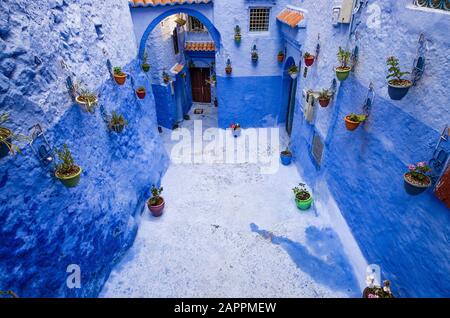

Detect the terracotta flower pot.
xmin=114 ymin=73 xmax=127 ymax=85
xmin=225 ymin=66 xmax=232 ymax=75
xmin=147 ymin=197 xmax=165 ymax=217
xmin=278 ymin=54 xmax=285 ymax=63
xmin=304 ymin=56 xmax=315 ymax=67
xmin=319 ymin=98 xmax=331 ymax=108
xmin=136 ymin=89 xmax=146 ymax=99
xmin=344 ymin=116 xmax=361 ymax=131
xmin=55 ymin=167 xmax=82 ymax=188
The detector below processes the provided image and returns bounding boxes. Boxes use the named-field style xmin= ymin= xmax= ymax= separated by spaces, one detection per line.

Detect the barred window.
xmin=249 ymin=7 xmax=270 ymax=32
xmin=188 ymin=16 xmax=205 ymax=32
xmin=414 ymin=0 xmax=449 ymax=11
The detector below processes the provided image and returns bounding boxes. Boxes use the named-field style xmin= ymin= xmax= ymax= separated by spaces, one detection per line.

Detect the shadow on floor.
xmin=250 ymin=223 xmax=360 ymax=296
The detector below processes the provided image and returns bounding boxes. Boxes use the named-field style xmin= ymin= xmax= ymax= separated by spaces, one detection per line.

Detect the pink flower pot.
xmin=147 ymin=197 xmax=165 ymax=217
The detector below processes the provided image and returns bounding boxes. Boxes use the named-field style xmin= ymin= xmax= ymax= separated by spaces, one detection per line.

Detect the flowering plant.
xmin=230 ymin=123 xmax=241 ymax=131
xmin=407 ymin=162 xmax=431 ymax=182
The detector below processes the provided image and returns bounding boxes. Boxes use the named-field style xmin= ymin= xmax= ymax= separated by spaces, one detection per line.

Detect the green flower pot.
xmin=142 ymin=63 xmax=150 ymax=72
xmin=295 ymin=195 xmax=313 ymax=211
xmin=55 ymin=167 xmax=82 ymax=188
xmin=335 ymin=67 xmax=351 ymax=82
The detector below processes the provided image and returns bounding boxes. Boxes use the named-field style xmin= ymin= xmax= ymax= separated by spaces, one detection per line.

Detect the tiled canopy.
xmin=129 ymin=0 xmax=213 ymax=7
xmin=185 ymin=42 xmax=215 ymax=52
xmin=277 ymin=8 xmax=304 ymax=28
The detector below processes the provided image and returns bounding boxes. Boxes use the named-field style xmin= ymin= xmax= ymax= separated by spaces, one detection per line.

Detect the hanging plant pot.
xmin=136 ymin=87 xmax=146 ymax=99
xmin=111 ymin=124 xmax=125 ymax=133
xmin=225 ymin=66 xmax=232 ymax=75
xmin=335 ymin=67 xmax=351 ymax=81
xmin=147 ymin=196 xmax=165 ymax=217
xmin=289 ymin=72 xmax=298 ymax=80
xmin=344 ymin=115 xmax=365 ymax=131
xmin=113 ymin=73 xmax=127 ymax=85
xmin=278 ymin=53 xmax=285 ymax=63
xmin=404 ymin=172 xmax=431 ymax=196
xmin=55 ymin=166 xmax=82 ymax=188
xmin=0 ymin=129 xmax=12 ymax=159
xmin=142 ymin=63 xmax=150 ymax=73
xmin=388 ymin=80 xmax=412 ymax=101
xmin=234 ymin=34 xmax=241 ymax=44
xmin=280 ymin=149 xmax=292 ymax=166
xmin=75 ymin=95 xmax=98 ymax=113
xmin=319 ymin=98 xmax=331 ymax=108
xmin=304 ymin=55 xmax=315 ymax=67
xmin=252 ymin=54 xmax=258 ymax=64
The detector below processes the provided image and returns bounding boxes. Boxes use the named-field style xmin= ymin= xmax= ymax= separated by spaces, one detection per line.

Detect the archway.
xmin=281 ymin=56 xmax=299 ymax=136
xmin=137 ymin=8 xmax=221 ymax=60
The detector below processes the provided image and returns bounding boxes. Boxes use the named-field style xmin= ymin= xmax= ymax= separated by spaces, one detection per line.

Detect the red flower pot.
xmin=136 ymin=89 xmax=146 ymax=99
xmin=277 ymin=54 xmax=285 ymax=63
xmin=147 ymin=197 xmax=165 ymax=217
xmin=319 ymin=98 xmax=330 ymax=108
xmin=304 ymin=56 xmax=315 ymax=67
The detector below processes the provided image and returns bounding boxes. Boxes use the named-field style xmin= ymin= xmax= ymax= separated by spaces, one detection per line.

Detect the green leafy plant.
xmin=288 ymin=65 xmax=299 ymax=75
xmin=109 ymin=111 xmax=128 ymax=129
xmin=278 ymin=50 xmax=285 ymax=56
xmin=149 ymin=185 xmax=164 ymax=206
xmin=347 ymin=113 xmax=367 ymax=123
xmin=0 ymin=112 xmax=29 ymax=156
xmin=113 ymin=67 xmax=124 ymax=76
xmin=407 ymin=162 xmax=431 ymax=183
xmin=292 ymin=183 xmax=311 ymax=201
xmin=337 ymin=47 xmax=351 ymax=69
xmin=386 ymin=56 xmax=411 ymax=86
xmin=319 ymin=89 xmax=331 ymax=100
xmin=55 ymin=144 xmax=80 ymax=177
xmin=281 ymin=147 xmax=292 ymax=156
xmin=234 ymin=25 xmax=241 ymax=35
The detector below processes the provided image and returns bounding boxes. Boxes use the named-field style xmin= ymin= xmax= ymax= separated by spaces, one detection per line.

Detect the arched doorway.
xmin=282 ymin=57 xmax=299 ymax=136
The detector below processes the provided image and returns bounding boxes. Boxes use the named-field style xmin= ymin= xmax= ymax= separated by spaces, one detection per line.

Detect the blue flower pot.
xmin=388 ymin=82 xmax=412 ymax=101
xmin=280 ymin=152 xmax=292 ymax=166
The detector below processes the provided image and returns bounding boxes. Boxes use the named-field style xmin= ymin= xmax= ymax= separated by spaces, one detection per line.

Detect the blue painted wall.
xmin=289 ymin=0 xmax=450 ymax=297
xmin=0 ymin=0 xmax=169 ymax=297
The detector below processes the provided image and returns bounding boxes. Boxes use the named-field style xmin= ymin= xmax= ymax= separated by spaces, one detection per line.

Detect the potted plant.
xmin=113 ymin=67 xmax=127 ymax=85
xmin=206 ymin=74 xmax=216 ymax=87
xmin=304 ymin=52 xmax=315 ymax=67
xmin=404 ymin=162 xmax=432 ymax=195
xmin=251 ymin=51 xmax=259 ymax=63
xmin=162 ymin=71 xmax=170 ymax=84
xmin=288 ymin=65 xmax=299 ymax=79
xmin=109 ymin=111 xmax=128 ymax=133
xmin=292 ymin=183 xmax=313 ymax=210
xmin=0 ymin=112 xmax=26 ymax=159
xmin=363 ymin=280 xmax=394 ymax=299
xmin=318 ymin=89 xmax=332 ymax=108
xmin=136 ymin=86 xmax=146 ymax=99
xmin=386 ymin=56 xmax=412 ymax=101
xmin=280 ymin=148 xmax=292 ymax=166
xmin=147 ymin=185 xmax=165 ymax=217
xmin=344 ymin=113 xmax=367 ymax=131
xmin=234 ymin=25 xmax=241 ymax=44
xmin=75 ymin=88 xmax=98 ymax=113
xmin=225 ymin=59 xmax=232 ymax=75
xmin=141 ymin=52 xmax=150 ymax=73
xmin=277 ymin=50 xmax=285 ymax=63
xmin=230 ymin=123 xmax=241 ymax=138
xmin=335 ymin=47 xmax=352 ymax=82
xmin=54 ymin=144 xmax=82 ymax=188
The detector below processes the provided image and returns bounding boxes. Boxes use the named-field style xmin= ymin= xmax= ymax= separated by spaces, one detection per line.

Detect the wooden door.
xmin=190 ymin=68 xmax=211 ymax=103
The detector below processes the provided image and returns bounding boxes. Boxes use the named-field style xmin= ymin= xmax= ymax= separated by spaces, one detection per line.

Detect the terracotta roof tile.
xmin=185 ymin=42 xmax=215 ymax=52
xmin=129 ymin=0 xmax=213 ymax=7
xmin=277 ymin=8 xmax=304 ymax=28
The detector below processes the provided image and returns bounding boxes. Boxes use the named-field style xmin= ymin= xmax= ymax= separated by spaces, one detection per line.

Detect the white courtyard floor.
xmin=100 ymin=104 xmax=365 ymax=298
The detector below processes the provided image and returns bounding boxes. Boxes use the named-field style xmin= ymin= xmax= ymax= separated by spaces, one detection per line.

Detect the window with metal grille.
xmin=188 ymin=16 xmax=205 ymax=32
xmin=414 ymin=0 xmax=449 ymax=10
xmin=249 ymin=7 xmax=270 ymax=32
xmin=311 ymin=133 xmax=324 ymax=166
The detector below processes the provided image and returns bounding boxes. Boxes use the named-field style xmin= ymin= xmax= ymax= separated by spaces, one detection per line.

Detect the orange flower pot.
xmin=114 ymin=73 xmax=127 ymax=85
xmin=344 ymin=116 xmax=361 ymax=131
